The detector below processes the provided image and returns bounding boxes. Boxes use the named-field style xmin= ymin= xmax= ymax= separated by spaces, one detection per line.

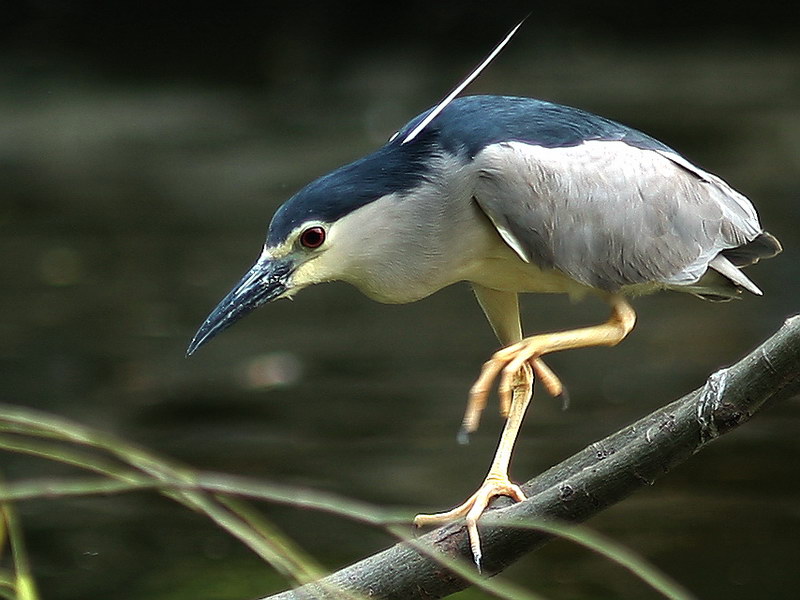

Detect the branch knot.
xmin=696 ymin=368 xmax=729 ymax=444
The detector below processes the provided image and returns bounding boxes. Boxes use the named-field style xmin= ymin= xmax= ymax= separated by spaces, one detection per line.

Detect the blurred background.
xmin=1 ymin=2 xmax=799 ymax=599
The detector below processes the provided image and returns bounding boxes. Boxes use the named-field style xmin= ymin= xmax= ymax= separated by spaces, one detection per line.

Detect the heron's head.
xmin=186 ymin=135 xmax=438 ymax=355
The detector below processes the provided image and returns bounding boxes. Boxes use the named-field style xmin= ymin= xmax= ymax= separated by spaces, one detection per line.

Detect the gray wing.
xmin=471 ymin=139 xmax=766 ymax=294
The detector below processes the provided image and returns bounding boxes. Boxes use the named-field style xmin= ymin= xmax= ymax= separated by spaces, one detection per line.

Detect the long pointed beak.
xmin=186 ymin=254 xmax=294 ymax=356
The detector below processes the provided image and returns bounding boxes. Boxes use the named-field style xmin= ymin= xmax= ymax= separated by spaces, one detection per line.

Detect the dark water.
xmin=2 ymin=39 xmax=799 ymax=600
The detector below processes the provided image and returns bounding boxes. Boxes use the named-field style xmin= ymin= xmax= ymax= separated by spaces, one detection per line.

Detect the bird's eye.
xmin=299 ymin=226 xmax=326 ymax=249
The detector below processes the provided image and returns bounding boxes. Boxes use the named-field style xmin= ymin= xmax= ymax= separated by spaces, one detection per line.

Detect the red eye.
xmin=300 ymin=226 xmax=326 ymax=249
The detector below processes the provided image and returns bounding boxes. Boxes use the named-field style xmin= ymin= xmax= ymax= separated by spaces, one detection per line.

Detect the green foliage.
xmin=0 ymin=402 xmax=692 ymax=600
xmin=0 ymin=494 xmax=39 ymax=600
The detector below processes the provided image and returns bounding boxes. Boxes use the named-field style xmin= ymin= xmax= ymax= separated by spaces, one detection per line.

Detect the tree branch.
xmin=264 ymin=315 xmax=800 ymax=600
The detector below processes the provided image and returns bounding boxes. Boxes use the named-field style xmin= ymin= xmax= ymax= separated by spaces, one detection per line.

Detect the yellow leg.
xmin=415 ymin=365 xmax=533 ymax=569
xmin=459 ymin=356 xmax=562 ymax=441
xmin=415 ymin=296 xmax=636 ymax=568
xmin=472 ymin=296 xmax=636 ymax=420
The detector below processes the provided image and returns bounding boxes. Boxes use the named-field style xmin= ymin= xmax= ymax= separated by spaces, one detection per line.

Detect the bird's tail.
xmin=674 ymin=231 xmax=781 ymax=302
xmin=721 ymin=231 xmax=782 ymax=266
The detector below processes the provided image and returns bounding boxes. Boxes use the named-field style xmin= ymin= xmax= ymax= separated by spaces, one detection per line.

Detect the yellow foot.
xmin=460 ymin=355 xmax=562 ymax=442
xmin=472 ymin=346 xmax=564 ymax=422
xmin=414 ymin=476 xmax=526 ymax=569
xmin=465 ymin=296 xmax=636 ymax=438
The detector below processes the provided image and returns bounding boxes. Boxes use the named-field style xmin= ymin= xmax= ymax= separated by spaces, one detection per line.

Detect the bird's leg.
xmin=465 ymin=285 xmax=565 ymax=440
xmin=471 ymin=296 xmax=636 ymax=425
xmin=415 ymin=296 xmax=636 ymax=567
xmin=459 ymin=357 xmax=561 ymax=441
xmin=415 ymin=364 xmax=533 ymax=568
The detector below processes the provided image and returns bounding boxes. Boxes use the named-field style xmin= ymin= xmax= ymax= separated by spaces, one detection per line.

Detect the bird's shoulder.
xmin=406 ymin=95 xmax=675 ymax=157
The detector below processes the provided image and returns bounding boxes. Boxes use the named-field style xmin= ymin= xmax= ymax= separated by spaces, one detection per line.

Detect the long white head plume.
xmin=401 ymin=19 xmax=527 ymax=145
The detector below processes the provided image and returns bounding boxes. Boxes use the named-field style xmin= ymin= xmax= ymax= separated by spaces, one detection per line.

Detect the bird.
xmin=187 ymin=32 xmax=781 ymax=568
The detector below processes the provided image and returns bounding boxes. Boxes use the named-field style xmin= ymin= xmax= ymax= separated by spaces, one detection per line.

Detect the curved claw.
xmin=414 ymin=476 xmax=526 ymax=569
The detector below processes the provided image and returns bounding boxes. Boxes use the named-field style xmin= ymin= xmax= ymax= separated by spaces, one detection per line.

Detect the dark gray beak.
xmin=186 ymin=255 xmax=294 ymax=356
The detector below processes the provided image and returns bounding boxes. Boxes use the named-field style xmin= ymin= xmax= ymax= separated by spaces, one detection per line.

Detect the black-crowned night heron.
xmin=187 ymin=40 xmax=781 ymax=566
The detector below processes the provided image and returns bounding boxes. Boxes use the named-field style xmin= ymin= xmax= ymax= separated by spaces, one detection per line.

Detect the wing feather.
xmin=472 ymin=140 xmax=765 ymax=293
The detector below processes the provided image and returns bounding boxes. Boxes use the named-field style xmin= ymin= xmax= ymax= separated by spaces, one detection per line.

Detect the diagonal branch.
xmin=264 ymin=315 xmax=800 ymax=600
